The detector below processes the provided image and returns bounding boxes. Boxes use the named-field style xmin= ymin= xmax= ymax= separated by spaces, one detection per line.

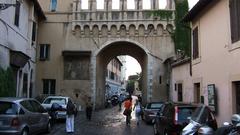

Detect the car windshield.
xmin=147 ymin=103 xmax=163 ymax=109
xmin=0 ymin=101 xmax=19 ymax=115
xmin=191 ymin=106 xmax=210 ymax=124
xmin=43 ymin=98 xmax=66 ymax=105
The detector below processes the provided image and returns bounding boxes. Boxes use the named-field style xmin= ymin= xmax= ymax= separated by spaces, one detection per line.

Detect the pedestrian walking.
xmin=66 ymin=100 xmax=75 ymax=133
xmin=123 ymin=96 xmax=132 ymax=125
xmin=137 ymin=95 xmax=144 ymax=120
xmin=133 ymin=100 xmax=141 ymax=125
xmin=86 ymin=97 xmax=93 ymax=121
xmin=118 ymin=94 xmax=124 ymax=111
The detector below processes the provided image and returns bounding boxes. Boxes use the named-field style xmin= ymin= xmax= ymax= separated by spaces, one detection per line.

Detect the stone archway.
xmin=91 ymin=39 xmax=152 ymax=109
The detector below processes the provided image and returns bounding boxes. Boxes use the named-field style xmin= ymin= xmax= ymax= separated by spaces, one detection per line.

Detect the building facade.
xmin=37 ymin=0 xmax=176 ymax=109
xmin=172 ymin=0 xmax=240 ymax=124
xmin=0 ymin=0 xmax=45 ymax=97
xmin=105 ymin=57 xmax=123 ymax=99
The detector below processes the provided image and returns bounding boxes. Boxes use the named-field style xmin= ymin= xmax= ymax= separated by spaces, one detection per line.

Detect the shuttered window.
xmin=230 ymin=0 xmax=240 ymax=43
xmin=39 ymin=44 xmax=50 ymax=60
xmin=43 ymin=79 xmax=56 ymax=95
xmin=177 ymin=83 xmax=183 ymax=102
xmin=192 ymin=27 xmax=199 ymax=59
xmin=14 ymin=1 xmax=20 ymax=26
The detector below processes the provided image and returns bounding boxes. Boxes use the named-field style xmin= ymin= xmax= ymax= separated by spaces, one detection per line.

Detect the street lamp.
xmin=0 ymin=0 xmax=22 ymax=10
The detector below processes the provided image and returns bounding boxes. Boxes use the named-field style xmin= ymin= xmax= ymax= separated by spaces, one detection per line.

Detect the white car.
xmin=41 ymin=96 xmax=77 ymax=119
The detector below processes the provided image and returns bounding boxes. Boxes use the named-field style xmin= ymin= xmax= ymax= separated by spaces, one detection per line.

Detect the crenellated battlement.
xmin=71 ymin=0 xmax=175 ymax=36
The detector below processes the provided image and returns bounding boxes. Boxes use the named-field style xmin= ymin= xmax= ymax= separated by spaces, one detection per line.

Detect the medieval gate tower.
xmin=37 ymin=0 xmax=175 ymax=109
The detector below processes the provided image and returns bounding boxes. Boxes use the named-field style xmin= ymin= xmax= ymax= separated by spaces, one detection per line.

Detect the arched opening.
xmin=93 ymin=40 xmax=149 ymax=109
xmin=104 ymin=55 xmax=142 ymax=107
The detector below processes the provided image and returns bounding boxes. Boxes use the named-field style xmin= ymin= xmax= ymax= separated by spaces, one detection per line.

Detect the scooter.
xmin=214 ymin=114 xmax=240 ymax=135
xmin=181 ymin=105 xmax=217 ymax=135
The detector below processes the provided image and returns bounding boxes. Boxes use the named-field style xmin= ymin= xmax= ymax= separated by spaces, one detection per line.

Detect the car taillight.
xmin=11 ymin=118 xmax=20 ymax=127
xmin=174 ymin=106 xmax=178 ymax=125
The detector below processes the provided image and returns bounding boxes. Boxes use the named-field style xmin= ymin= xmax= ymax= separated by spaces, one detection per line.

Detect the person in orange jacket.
xmin=124 ymin=96 xmax=132 ymax=125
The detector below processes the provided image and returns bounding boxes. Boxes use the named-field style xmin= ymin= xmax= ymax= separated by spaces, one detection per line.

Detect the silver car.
xmin=0 ymin=97 xmax=51 ymax=135
xmin=41 ymin=96 xmax=77 ymax=119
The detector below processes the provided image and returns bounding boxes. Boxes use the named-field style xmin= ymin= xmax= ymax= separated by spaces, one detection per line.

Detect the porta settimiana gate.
xmin=37 ymin=0 xmax=175 ymax=109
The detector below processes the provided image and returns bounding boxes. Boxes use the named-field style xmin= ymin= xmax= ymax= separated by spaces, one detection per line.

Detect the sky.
xmin=84 ymin=0 xmax=199 ymax=10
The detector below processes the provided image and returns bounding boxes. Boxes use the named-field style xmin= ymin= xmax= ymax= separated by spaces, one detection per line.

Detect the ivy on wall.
xmin=173 ymin=0 xmax=191 ymax=57
xmin=151 ymin=10 xmax=174 ymax=21
xmin=149 ymin=0 xmax=191 ymax=57
xmin=0 ymin=67 xmax=16 ymax=97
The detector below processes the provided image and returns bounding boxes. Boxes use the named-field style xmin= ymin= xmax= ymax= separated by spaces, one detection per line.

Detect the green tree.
xmin=126 ymin=80 xmax=135 ymax=94
xmin=0 ymin=67 xmax=16 ymax=97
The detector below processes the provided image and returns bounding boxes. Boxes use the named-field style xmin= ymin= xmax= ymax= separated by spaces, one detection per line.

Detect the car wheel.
xmin=153 ymin=123 xmax=159 ymax=135
xmin=46 ymin=122 xmax=51 ymax=133
xmin=21 ymin=128 xmax=29 ymax=135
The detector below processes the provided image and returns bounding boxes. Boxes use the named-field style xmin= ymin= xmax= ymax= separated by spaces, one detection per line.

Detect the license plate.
xmin=58 ymin=111 xmax=66 ymax=115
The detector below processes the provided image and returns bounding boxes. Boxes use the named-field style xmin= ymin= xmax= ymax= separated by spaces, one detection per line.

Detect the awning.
xmin=62 ymin=50 xmax=91 ymax=57
xmin=10 ymin=50 xmax=30 ymax=68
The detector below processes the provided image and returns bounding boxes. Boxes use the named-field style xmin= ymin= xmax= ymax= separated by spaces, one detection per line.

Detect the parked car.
xmin=41 ymin=96 xmax=77 ymax=120
xmin=143 ymin=102 xmax=164 ymax=123
xmin=0 ymin=97 xmax=51 ymax=135
xmin=153 ymin=102 xmax=198 ymax=135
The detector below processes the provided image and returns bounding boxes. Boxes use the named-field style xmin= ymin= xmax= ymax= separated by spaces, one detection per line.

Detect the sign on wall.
xmin=208 ymin=84 xmax=217 ymax=113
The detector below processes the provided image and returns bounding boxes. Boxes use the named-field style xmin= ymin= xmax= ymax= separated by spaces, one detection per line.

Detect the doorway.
xmin=234 ymin=81 xmax=240 ymax=113
xmin=194 ymin=83 xmax=200 ymax=103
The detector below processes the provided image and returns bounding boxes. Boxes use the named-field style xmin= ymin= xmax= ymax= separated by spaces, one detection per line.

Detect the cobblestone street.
xmin=45 ymin=106 xmax=153 ymax=135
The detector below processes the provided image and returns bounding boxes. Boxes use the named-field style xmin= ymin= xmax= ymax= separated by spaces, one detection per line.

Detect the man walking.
xmin=66 ymin=100 xmax=75 ymax=133
xmin=86 ymin=97 xmax=93 ymax=121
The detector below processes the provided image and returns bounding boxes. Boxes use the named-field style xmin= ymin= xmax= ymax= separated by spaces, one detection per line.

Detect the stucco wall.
xmin=171 ymin=62 xmax=193 ymax=102
xmin=190 ymin=0 xmax=240 ymax=124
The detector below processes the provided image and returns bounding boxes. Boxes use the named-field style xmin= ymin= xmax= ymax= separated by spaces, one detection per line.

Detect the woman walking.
xmin=133 ymin=100 xmax=141 ymax=125
xmin=124 ymin=96 xmax=132 ymax=125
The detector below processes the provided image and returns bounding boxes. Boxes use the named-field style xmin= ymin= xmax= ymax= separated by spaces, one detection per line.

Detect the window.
xmin=42 ymin=79 xmax=56 ymax=95
xmin=110 ymin=72 xmax=114 ymax=80
xmin=192 ymin=27 xmax=199 ymax=59
xmin=50 ymin=0 xmax=57 ymax=12
xmin=127 ymin=0 xmax=135 ymax=9
xmin=29 ymin=100 xmax=45 ymax=113
xmin=39 ymin=44 xmax=50 ymax=60
xmin=0 ymin=102 xmax=19 ymax=115
xmin=112 ymin=0 xmax=120 ymax=9
xmin=20 ymin=100 xmax=34 ymax=112
xmin=97 ymin=0 xmax=104 ymax=9
xmin=229 ymin=0 xmax=240 ymax=43
xmin=143 ymin=0 xmax=151 ymax=9
xmin=177 ymin=83 xmax=183 ymax=102
xmin=81 ymin=0 xmax=88 ymax=9
xmin=32 ymin=22 xmax=36 ymax=43
xmin=14 ymin=1 xmax=20 ymax=26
